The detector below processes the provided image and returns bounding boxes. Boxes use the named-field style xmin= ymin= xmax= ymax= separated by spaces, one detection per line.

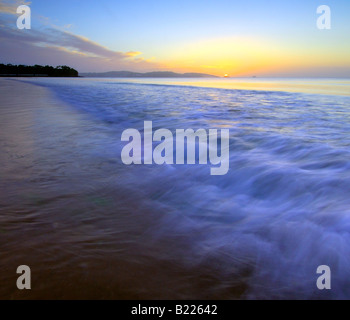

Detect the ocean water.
xmin=1 ymin=77 xmax=350 ymax=299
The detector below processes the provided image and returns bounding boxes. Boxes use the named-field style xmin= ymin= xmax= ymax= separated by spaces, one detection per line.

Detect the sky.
xmin=0 ymin=0 xmax=350 ymax=77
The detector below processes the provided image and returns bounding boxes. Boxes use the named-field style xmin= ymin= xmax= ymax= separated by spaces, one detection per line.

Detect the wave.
xmin=6 ymin=77 xmax=350 ymax=299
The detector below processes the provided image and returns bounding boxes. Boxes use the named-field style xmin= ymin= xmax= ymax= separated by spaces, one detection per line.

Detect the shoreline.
xmin=8 ymin=76 xmax=350 ymax=97
xmin=0 ymin=79 xmax=235 ymax=299
xmin=1 ymin=78 xmax=349 ymax=300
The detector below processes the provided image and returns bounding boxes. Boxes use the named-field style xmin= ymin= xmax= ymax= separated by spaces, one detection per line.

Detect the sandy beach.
xmin=0 ymin=79 xmax=236 ymax=299
xmin=1 ymin=78 xmax=350 ymax=299
xmin=0 ymin=79 xmax=158 ymax=299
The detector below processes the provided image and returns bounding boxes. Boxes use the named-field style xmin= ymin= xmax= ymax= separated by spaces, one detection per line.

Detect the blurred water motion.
xmin=1 ymin=78 xmax=350 ymax=299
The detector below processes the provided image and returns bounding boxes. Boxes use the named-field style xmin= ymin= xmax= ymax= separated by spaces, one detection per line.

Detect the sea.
xmin=0 ymin=77 xmax=350 ymax=299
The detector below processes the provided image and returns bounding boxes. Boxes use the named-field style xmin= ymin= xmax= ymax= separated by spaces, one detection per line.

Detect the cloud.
xmin=0 ymin=2 xmax=159 ymax=72
xmin=0 ymin=0 xmax=30 ymax=14
xmin=126 ymin=51 xmax=142 ymax=57
xmin=0 ymin=25 xmax=131 ymax=60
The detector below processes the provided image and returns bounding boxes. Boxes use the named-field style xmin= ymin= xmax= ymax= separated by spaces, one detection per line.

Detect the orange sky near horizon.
xmin=156 ymin=36 xmax=350 ymax=77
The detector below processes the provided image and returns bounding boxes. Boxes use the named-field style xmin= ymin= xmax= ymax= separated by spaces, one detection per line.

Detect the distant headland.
xmin=0 ymin=64 xmax=79 ymax=77
xmin=80 ymin=71 xmax=218 ymax=78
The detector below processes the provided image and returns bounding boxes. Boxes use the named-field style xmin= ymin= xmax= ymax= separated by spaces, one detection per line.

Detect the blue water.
xmin=3 ymin=77 xmax=350 ymax=299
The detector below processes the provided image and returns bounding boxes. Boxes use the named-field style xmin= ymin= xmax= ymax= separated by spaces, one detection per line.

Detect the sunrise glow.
xmin=0 ymin=0 xmax=349 ymax=77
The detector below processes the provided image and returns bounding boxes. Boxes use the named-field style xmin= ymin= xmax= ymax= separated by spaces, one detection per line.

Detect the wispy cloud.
xmin=126 ymin=51 xmax=142 ymax=57
xmin=0 ymin=1 xmax=159 ymax=72
xmin=0 ymin=0 xmax=30 ymax=14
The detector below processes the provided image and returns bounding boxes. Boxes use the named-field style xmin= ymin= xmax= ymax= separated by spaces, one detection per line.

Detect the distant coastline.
xmin=80 ymin=71 xmax=218 ymax=78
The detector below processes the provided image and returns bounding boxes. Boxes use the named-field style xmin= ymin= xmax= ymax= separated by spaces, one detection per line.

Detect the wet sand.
xmin=2 ymin=78 xmax=347 ymax=300
xmin=0 ymin=79 xmax=246 ymax=299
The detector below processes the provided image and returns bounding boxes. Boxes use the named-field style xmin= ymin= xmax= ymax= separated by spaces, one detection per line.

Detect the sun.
xmin=224 ymin=74 xmax=229 ymax=78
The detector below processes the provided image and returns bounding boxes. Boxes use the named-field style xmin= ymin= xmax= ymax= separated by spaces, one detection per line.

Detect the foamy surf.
xmin=1 ymin=78 xmax=350 ymax=299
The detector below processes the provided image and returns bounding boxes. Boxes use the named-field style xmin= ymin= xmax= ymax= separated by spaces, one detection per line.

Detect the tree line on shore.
xmin=0 ymin=64 xmax=79 ymax=77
